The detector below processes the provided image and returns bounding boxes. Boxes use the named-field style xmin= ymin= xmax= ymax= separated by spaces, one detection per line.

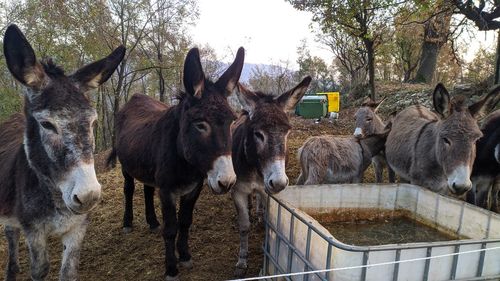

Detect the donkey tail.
xmin=296 ymin=146 xmax=307 ymax=185
xmin=106 ymin=147 xmax=117 ymax=168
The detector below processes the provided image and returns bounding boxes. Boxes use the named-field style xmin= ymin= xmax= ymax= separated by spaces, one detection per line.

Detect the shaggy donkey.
xmin=353 ymin=99 xmax=395 ymax=183
xmin=231 ymin=77 xmax=311 ymax=277
xmin=297 ymin=126 xmax=391 ymax=185
xmin=385 ymin=83 xmax=500 ymax=196
xmin=108 ymin=47 xmax=244 ymax=280
xmin=0 ymin=25 xmax=124 ymax=280
xmin=467 ymin=109 xmax=500 ymax=210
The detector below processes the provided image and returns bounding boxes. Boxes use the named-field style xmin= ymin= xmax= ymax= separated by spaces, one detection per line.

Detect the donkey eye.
xmin=254 ymin=131 xmax=265 ymax=142
xmin=40 ymin=121 xmax=58 ymax=134
xmin=366 ymin=118 xmax=372 ymax=122
xmin=443 ymin=137 xmax=451 ymax=146
xmin=194 ymin=122 xmax=209 ymax=133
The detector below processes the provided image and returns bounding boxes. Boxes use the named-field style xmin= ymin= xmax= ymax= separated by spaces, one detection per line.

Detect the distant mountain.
xmin=217 ymin=62 xmax=278 ymax=84
xmin=240 ymin=63 xmax=274 ymax=83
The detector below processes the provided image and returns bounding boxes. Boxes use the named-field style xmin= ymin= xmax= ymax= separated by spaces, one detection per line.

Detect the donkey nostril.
xmin=218 ymin=180 xmax=228 ymax=191
xmin=73 ymin=194 xmax=83 ymax=205
xmin=269 ymin=180 xmax=274 ymax=189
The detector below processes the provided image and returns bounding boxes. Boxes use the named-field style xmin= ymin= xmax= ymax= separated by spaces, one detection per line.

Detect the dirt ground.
xmin=0 ymin=111 xmax=382 ymax=281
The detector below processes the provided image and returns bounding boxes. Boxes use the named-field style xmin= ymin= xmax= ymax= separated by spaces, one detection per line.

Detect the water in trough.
xmin=312 ymin=209 xmax=464 ymax=246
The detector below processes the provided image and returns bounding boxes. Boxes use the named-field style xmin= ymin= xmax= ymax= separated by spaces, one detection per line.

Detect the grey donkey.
xmin=385 ymin=83 xmax=500 ymax=196
xmin=297 ymin=124 xmax=391 ymax=185
xmin=353 ymin=98 xmax=396 ymax=183
xmin=0 ymin=24 xmax=124 ymax=281
xmin=231 ymin=77 xmax=311 ymax=277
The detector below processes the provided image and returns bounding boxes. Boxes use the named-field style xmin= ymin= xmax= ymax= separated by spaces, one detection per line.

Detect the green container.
xmin=296 ymin=95 xmax=328 ymax=119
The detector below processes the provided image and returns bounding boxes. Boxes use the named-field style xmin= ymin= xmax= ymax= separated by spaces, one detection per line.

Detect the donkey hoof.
xmin=122 ymin=226 xmax=133 ymax=234
xmin=165 ymin=274 xmax=180 ymax=281
xmin=149 ymin=225 xmax=161 ymax=234
xmin=178 ymin=259 xmax=193 ymax=269
xmin=234 ymin=266 xmax=248 ymax=278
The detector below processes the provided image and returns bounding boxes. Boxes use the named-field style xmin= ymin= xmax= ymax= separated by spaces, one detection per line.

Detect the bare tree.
xmin=413 ymin=1 xmax=453 ymax=83
xmin=248 ymin=60 xmax=297 ymax=95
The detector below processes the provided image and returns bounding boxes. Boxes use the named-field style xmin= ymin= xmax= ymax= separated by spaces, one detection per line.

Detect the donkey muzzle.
xmin=264 ymin=159 xmax=289 ymax=194
xmin=207 ymin=155 xmax=236 ymax=194
xmin=447 ymin=165 xmax=472 ymax=195
xmin=353 ymin=127 xmax=363 ymax=138
xmin=63 ymin=163 xmax=102 ymax=214
xmin=495 ymin=143 xmax=500 ymax=164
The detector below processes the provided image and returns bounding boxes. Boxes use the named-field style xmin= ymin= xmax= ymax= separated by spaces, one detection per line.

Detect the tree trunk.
xmin=495 ymin=30 xmax=500 ymax=85
xmin=111 ymin=59 xmax=126 ymax=150
xmin=158 ymin=68 xmax=165 ymax=102
xmin=414 ymin=40 xmax=440 ymax=83
xmin=364 ymin=38 xmax=376 ymax=101
xmin=158 ymin=49 xmax=166 ymax=102
xmin=413 ymin=6 xmax=452 ymax=84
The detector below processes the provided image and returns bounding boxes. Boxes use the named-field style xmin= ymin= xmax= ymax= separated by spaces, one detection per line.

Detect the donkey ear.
xmin=71 ymin=45 xmax=125 ymax=91
xmin=276 ymin=76 xmax=312 ymax=112
xmin=468 ymin=84 xmax=500 ymax=119
xmin=183 ymin=47 xmax=205 ymax=99
xmin=236 ymin=83 xmax=259 ymax=114
xmin=433 ymin=83 xmax=451 ymax=117
xmin=215 ymin=47 xmax=245 ymax=96
xmin=3 ymin=24 xmax=47 ymax=89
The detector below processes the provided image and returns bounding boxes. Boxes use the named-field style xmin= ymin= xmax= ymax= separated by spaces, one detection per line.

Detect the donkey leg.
xmin=255 ymin=193 xmax=264 ymax=223
xmin=373 ymin=158 xmax=383 ymax=183
xmin=491 ymin=177 xmax=500 ymax=212
xmin=475 ymin=176 xmax=493 ymax=209
xmin=122 ymin=169 xmax=135 ymax=233
xmin=304 ymin=164 xmax=326 ymax=185
xmin=144 ymin=184 xmax=160 ymax=232
xmin=4 ymin=226 xmax=20 ymax=281
xmin=388 ymin=166 xmax=396 ymax=183
xmin=176 ymin=183 xmax=203 ymax=269
xmin=59 ymin=217 xmax=88 ymax=281
xmin=232 ymin=188 xmax=251 ymax=277
xmin=25 ymin=229 xmax=49 ymax=281
xmin=296 ymin=172 xmax=305 ymax=185
xmin=159 ymin=189 xmax=180 ymax=280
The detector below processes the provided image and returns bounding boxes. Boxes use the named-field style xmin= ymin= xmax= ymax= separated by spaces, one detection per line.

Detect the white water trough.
xmin=262 ymin=184 xmax=500 ymax=281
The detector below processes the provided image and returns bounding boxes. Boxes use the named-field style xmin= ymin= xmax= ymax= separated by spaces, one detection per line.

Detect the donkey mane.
xmin=481 ymin=110 xmax=500 ymax=136
xmin=41 ymin=58 xmax=65 ymax=77
xmin=450 ymin=96 xmax=467 ymax=112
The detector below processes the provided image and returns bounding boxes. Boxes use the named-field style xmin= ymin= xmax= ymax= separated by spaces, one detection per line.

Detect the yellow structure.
xmin=317 ymin=92 xmax=340 ymax=112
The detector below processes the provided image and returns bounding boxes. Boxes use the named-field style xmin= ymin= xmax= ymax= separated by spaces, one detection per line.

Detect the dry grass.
xmin=0 ymin=111 xmax=385 ymax=281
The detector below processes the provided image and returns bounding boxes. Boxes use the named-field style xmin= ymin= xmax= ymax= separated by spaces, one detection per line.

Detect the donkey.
xmin=353 ymin=99 xmax=395 ymax=183
xmin=107 ymin=47 xmax=244 ymax=280
xmin=231 ymin=77 xmax=311 ymax=277
xmin=385 ymin=83 xmax=500 ymax=196
xmin=467 ymin=109 xmax=500 ymax=210
xmin=0 ymin=24 xmax=124 ymax=281
xmin=297 ymin=126 xmax=391 ymax=185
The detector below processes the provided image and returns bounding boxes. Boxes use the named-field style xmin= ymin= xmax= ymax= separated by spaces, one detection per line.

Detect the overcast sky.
xmin=190 ymin=0 xmax=497 ymax=69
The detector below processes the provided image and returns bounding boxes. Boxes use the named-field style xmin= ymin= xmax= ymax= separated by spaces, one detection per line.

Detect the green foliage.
xmin=296 ymin=39 xmax=338 ymax=93
xmin=464 ymin=47 xmax=496 ymax=84
xmin=248 ymin=61 xmax=297 ymax=95
xmin=0 ymin=88 xmax=22 ymax=122
xmin=0 ymin=0 xmax=199 ymax=151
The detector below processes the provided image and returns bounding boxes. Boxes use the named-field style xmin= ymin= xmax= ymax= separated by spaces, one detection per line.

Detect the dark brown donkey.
xmin=467 ymin=109 xmax=500 ymax=210
xmin=230 ymin=77 xmax=311 ymax=277
xmin=107 ymin=47 xmax=244 ymax=280
xmin=0 ymin=25 xmax=124 ymax=280
xmin=386 ymin=83 xmax=500 ymax=196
